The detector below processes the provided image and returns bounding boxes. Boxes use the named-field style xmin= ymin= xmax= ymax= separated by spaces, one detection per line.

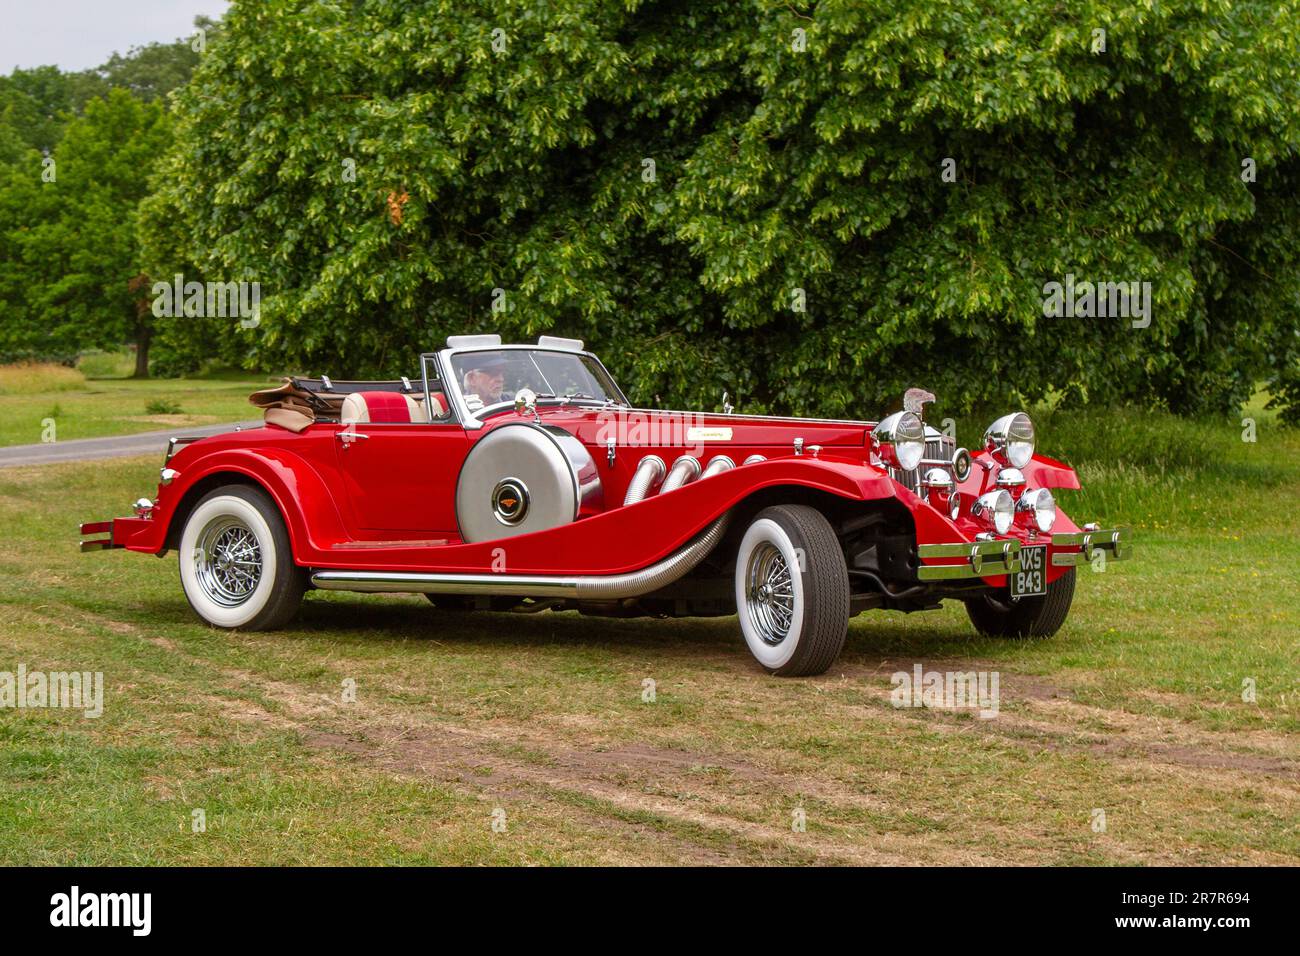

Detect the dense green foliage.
xmin=0 ymin=26 xmax=209 ymax=373
xmin=139 ymin=0 xmax=1300 ymax=419
xmin=0 ymin=91 xmax=172 ymax=371
xmin=2 ymin=4 xmax=1295 ymax=414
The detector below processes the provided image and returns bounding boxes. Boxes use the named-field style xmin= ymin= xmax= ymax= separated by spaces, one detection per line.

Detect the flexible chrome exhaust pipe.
xmin=311 ymin=512 xmax=731 ymax=600
xmin=701 ymin=455 xmax=735 ymax=479
xmin=660 ymin=454 xmax=701 ymax=493
xmin=577 ymin=512 xmax=729 ymax=598
xmin=623 ymin=454 xmax=665 ymax=506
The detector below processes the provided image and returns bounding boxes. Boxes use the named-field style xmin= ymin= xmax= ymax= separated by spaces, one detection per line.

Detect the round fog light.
xmin=1017 ymin=487 xmax=1056 ymax=532
xmin=972 ymin=490 xmax=1014 ymax=535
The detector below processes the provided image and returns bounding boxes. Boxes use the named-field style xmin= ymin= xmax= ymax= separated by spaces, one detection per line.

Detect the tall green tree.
xmin=0 ymin=17 xmax=216 ymax=372
xmin=143 ymin=0 xmax=1300 ymax=418
xmin=0 ymin=66 xmax=108 ymax=156
xmin=90 ymin=15 xmax=219 ymax=103
xmin=0 ymin=90 xmax=172 ymax=373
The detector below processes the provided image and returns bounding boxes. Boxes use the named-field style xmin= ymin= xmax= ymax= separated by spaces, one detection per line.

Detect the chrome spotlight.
xmin=984 ymin=412 xmax=1035 ymax=468
xmin=971 ymin=489 xmax=1014 ymax=535
xmin=1016 ymin=487 xmax=1056 ymax=532
xmin=920 ymin=468 xmax=960 ymax=520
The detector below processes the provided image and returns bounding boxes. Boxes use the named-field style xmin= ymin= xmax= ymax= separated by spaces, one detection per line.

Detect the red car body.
xmin=81 ymin=335 xmax=1129 ymax=676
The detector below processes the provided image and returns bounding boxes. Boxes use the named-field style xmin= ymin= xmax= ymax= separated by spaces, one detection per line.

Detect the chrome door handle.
xmin=336 ymin=431 xmax=370 ymax=443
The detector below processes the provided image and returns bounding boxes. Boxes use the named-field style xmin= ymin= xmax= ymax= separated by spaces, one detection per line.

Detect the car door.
xmin=333 ymin=420 xmax=471 ymax=536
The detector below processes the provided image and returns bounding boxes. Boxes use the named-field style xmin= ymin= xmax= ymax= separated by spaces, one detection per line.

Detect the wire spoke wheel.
xmin=745 ymin=542 xmax=795 ymax=646
xmin=193 ymin=516 xmax=263 ymax=608
xmin=179 ymin=486 xmax=305 ymax=631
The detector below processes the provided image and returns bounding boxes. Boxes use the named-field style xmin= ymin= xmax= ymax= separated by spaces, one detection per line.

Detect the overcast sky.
xmin=1 ymin=0 xmax=231 ymax=72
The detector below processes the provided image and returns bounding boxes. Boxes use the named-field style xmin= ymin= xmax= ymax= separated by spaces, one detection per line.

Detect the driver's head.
xmin=462 ymin=354 xmax=507 ymax=403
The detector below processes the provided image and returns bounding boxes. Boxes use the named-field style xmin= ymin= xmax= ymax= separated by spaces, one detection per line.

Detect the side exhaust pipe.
xmin=623 ymin=454 xmax=665 ymax=506
xmin=701 ymin=455 xmax=735 ymax=479
xmin=660 ymin=454 xmax=701 ymax=493
xmin=311 ymin=512 xmax=731 ymax=600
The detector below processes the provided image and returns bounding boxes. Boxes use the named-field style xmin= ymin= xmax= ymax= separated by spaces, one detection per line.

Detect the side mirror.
xmin=514 ymin=388 xmax=538 ymax=419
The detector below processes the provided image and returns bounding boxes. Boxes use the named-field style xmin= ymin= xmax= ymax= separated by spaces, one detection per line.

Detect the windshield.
xmin=450 ymin=349 xmax=625 ymax=415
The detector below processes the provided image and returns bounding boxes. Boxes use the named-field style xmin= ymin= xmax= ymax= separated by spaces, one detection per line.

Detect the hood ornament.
xmin=721 ymin=390 xmax=734 ymax=415
xmin=903 ymin=388 xmax=936 ymax=419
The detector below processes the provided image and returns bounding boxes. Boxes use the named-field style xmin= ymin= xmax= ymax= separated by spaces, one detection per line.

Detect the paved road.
xmin=0 ymin=421 xmax=262 ymax=467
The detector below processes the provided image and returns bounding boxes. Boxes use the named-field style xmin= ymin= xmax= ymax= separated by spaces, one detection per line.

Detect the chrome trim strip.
xmin=629 ymin=407 xmax=877 ymax=427
xmin=314 ymin=570 xmax=582 ymax=598
xmin=165 ymin=435 xmax=201 ymax=465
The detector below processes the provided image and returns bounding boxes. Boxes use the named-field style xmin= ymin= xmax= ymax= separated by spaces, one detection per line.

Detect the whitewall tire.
xmin=178 ymin=485 xmax=305 ymax=630
xmin=734 ymin=504 xmax=850 ymax=676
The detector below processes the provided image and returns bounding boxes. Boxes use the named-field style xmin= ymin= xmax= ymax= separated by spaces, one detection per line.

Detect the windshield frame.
xmin=440 ymin=344 xmax=630 ymax=429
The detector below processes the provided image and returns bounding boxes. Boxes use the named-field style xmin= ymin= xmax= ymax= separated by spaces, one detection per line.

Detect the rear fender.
xmin=151 ymin=448 xmax=347 ymax=562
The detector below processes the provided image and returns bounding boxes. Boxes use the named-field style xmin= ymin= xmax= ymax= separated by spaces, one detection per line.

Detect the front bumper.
xmin=916 ymin=537 xmax=1022 ymax=581
xmin=916 ymin=526 xmax=1129 ymax=581
xmin=1047 ymin=527 xmax=1130 ymax=566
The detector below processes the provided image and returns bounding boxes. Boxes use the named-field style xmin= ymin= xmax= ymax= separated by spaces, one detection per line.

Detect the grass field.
xmin=0 ymin=359 xmax=270 ymax=448
xmin=0 ymin=403 xmax=1296 ymax=865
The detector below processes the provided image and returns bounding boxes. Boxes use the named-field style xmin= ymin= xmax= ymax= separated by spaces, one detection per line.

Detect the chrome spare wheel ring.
xmin=745 ymin=541 xmax=795 ymax=646
xmin=194 ymin=516 xmax=263 ymax=607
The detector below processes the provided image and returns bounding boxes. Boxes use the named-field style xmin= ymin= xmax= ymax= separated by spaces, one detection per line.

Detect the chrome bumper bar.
xmin=917 ymin=538 xmax=1022 ymax=581
xmin=917 ymin=526 xmax=1130 ymax=580
xmin=1049 ymin=527 xmax=1130 ymax=566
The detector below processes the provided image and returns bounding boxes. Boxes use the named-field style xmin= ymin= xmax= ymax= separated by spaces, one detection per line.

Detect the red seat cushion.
xmin=341 ymin=390 xmax=451 ymax=423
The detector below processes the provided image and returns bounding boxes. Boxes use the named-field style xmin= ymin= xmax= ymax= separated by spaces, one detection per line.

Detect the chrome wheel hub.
xmin=745 ymin=542 xmax=794 ymax=646
xmin=194 ymin=517 xmax=262 ymax=607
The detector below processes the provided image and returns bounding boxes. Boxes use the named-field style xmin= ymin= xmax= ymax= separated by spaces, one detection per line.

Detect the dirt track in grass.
xmin=108 ymin=607 xmax=1298 ymax=866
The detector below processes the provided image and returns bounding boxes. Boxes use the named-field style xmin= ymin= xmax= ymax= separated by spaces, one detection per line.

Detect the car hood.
xmin=507 ymin=406 xmax=873 ymax=452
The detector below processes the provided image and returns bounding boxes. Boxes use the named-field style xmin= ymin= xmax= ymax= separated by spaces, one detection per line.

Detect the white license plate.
xmin=1010 ymin=545 xmax=1046 ymax=599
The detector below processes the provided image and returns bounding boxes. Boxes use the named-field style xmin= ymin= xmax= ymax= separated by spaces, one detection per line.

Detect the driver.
xmin=461 ymin=353 xmax=508 ymax=405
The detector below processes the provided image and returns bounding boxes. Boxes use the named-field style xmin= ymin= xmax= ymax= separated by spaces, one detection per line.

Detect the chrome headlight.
xmin=971 ymin=489 xmax=1014 ymax=535
xmin=873 ymin=411 xmax=925 ymax=472
xmin=1017 ymin=487 xmax=1056 ymax=532
xmin=985 ymin=412 xmax=1035 ymax=468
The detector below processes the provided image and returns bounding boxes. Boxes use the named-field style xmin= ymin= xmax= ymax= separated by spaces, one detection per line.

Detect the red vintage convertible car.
xmin=81 ymin=335 xmax=1129 ymax=676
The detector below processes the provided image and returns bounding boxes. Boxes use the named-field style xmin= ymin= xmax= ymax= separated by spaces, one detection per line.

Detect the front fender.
xmin=1023 ymin=453 xmax=1080 ymax=491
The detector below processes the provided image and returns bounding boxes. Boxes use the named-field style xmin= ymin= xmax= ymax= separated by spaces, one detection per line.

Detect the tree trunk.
xmin=133 ymin=326 xmax=151 ymax=378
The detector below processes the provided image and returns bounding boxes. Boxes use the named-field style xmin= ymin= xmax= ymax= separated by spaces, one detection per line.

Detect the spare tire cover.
xmin=455 ymin=423 xmax=602 ymax=543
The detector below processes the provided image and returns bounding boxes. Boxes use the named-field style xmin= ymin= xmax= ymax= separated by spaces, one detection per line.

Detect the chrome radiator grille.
xmin=889 ymin=432 xmax=956 ymax=493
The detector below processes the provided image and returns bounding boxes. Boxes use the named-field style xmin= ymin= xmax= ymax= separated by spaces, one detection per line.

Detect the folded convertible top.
xmin=249 ymin=375 xmax=424 ymax=432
